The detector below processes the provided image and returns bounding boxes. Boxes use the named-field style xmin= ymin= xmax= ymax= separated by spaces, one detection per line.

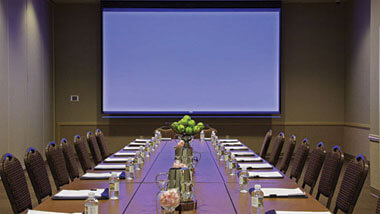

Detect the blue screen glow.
xmin=102 ymin=8 xmax=280 ymax=114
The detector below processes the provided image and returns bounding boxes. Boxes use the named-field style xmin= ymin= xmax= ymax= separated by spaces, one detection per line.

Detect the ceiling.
xmin=51 ymin=0 xmax=345 ymax=4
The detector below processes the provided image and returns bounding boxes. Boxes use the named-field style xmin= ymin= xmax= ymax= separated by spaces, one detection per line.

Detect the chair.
xmin=155 ymin=126 xmax=176 ymax=139
xmin=302 ymin=142 xmax=326 ymax=194
xmin=259 ymin=129 xmax=273 ymax=159
xmin=86 ymin=131 xmax=103 ymax=165
xmin=267 ymin=132 xmax=285 ymax=165
xmin=95 ymin=129 xmax=110 ymax=159
xmin=24 ymin=147 xmax=52 ymax=204
xmin=0 ymin=153 xmax=32 ymax=213
xmin=333 ymin=154 xmax=369 ymax=214
xmin=289 ymin=138 xmax=310 ymax=183
xmin=74 ymin=134 xmax=93 ymax=172
xmin=45 ymin=142 xmax=70 ymax=190
xmin=376 ymin=196 xmax=380 ymax=214
xmin=60 ymin=138 xmax=80 ymax=181
xmin=203 ymin=127 xmax=218 ymax=138
xmin=316 ymin=145 xmax=344 ymax=208
xmin=278 ymin=135 xmax=296 ymax=174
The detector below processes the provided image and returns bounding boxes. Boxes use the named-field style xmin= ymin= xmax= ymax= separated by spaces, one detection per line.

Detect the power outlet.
xmin=70 ymin=95 xmax=79 ymax=102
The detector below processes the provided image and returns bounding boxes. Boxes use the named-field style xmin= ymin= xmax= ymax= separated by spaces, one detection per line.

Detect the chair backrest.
xmin=24 ymin=147 xmax=52 ymax=204
xmin=73 ymin=134 xmax=93 ymax=172
xmin=203 ymin=127 xmax=218 ymax=138
xmin=45 ymin=142 xmax=70 ymax=190
xmin=376 ymin=196 xmax=380 ymax=214
xmin=278 ymin=135 xmax=296 ymax=174
xmin=155 ymin=126 xmax=176 ymax=138
xmin=267 ymin=132 xmax=285 ymax=165
xmin=289 ymin=138 xmax=310 ymax=182
xmin=95 ymin=129 xmax=110 ymax=159
xmin=60 ymin=138 xmax=80 ymax=181
xmin=334 ymin=154 xmax=369 ymax=214
xmin=86 ymin=131 xmax=103 ymax=165
xmin=316 ymin=145 xmax=344 ymax=208
xmin=302 ymin=142 xmax=326 ymax=194
xmin=0 ymin=153 xmax=32 ymax=213
xmin=259 ymin=129 xmax=272 ymax=158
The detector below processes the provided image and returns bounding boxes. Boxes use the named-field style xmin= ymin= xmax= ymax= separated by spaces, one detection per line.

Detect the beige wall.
xmin=0 ymin=0 xmax=53 ymax=160
xmin=54 ymin=2 xmax=349 ymax=155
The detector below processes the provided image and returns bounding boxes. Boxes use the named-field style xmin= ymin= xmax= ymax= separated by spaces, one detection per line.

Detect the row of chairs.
xmin=258 ymin=130 xmax=369 ymax=214
xmin=0 ymin=129 xmax=110 ymax=214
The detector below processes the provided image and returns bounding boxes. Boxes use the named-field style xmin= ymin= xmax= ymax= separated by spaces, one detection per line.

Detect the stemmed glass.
xmin=155 ymin=172 xmax=169 ymax=193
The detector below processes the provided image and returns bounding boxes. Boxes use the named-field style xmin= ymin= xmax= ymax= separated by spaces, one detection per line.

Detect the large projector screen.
xmin=102 ymin=7 xmax=280 ymax=115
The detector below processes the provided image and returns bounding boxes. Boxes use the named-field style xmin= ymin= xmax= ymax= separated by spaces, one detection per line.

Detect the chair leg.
xmin=316 ymin=192 xmax=320 ymax=200
xmin=333 ymin=207 xmax=338 ymax=214
xmin=326 ymin=196 xmax=332 ymax=209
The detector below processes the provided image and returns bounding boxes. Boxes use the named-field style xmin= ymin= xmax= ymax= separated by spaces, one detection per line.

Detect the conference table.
xmin=33 ymin=138 xmax=330 ymax=213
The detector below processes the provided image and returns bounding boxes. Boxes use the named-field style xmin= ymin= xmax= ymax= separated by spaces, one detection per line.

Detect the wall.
xmin=54 ymin=2 xmax=347 ymax=155
xmin=0 ymin=0 xmax=53 ymax=160
xmin=343 ymin=0 xmax=371 ymax=158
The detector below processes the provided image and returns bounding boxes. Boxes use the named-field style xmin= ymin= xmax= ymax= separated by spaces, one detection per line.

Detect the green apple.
xmin=178 ymin=125 xmax=185 ymax=133
xmin=193 ymin=126 xmax=201 ymax=134
xmin=188 ymin=120 xmax=196 ymax=127
xmin=185 ymin=127 xmax=193 ymax=135
xmin=183 ymin=115 xmax=191 ymax=121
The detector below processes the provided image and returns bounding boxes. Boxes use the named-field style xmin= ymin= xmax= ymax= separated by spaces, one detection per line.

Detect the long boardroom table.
xmin=34 ymin=138 xmax=330 ymax=213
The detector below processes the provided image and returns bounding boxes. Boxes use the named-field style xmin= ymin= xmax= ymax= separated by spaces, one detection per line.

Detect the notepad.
xmin=129 ymin=142 xmax=146 ymax=146
xmin=231 ymin=151 xmax=256 ymax=156
xmin=204 ymin=138 xmax=211 ymax=141
xmin=225 ymin=146 xmax=249 ymax=150
xmin=221 ymin=142 xmax=243 ymax=146
xmin=275 ymin=212 xmax=331 ymax=214
xmin=135 ymin=139 xmax=151 ymax=142
xmin=28 ymin=210 xmax=82 ymax=214
xmin=81 ymin=172 xmax=121 ymax=179
xmin=104 ymin=157 xmax=133 ymax=162
xmin=53 ymin=189 xmax=106 ymax=200
xmin=248 ymin=171 xmax=283 ymax=178
xmin=94 ymin=164 xmax=125 ymax=170
xmin=161 ymin=138 xmax=172 ymax=141
xmin=219 ymin=139 xmax=239 ymax=142
xmin=114 ymin=151 xmax=136 ymax=156
xmin=238 ymin=163 xmax=273 ymax=169
xmin=235 ymin=157 xmax=262 ymax=162
xmin=123 ymin=146 xmax=141 ymax=150
xmin=261 ymin=188 xmax=306 ymax=197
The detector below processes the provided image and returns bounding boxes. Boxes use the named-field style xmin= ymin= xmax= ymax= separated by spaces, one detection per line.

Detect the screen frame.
xmin=101 ymin=1 xmax=282 ymax=117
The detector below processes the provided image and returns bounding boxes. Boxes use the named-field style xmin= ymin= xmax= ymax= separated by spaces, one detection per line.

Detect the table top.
xmin=34 ymin=138 xmax=330 ymax=214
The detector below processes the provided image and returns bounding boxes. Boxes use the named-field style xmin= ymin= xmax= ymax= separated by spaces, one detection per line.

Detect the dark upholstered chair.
xmin=267 ymin=132 xmax=285 ymax=166
xmin=203 ymin=127 xmax=218 ymax=138
xmin=289 ymin=138 xmax=310 ymax=183
xmin=302 ymin=142 xmax=326 ymax=194
xmin=86 ymin=131 xmax=103 ymax=165
xmin=278 ymin=135 xmax=296 ymax=174
xmin=45 ymin=142 xmax=70 ymax=190
xmin=376 ymin=196 xmax=380 ymax=214
xmin=74 ymin=134 xmax=93 ymax=172
xmin=316 ymin=145 xmax=344 ymax=209
xmin=155 ymin=126 xmax=177 ymax=139
xmin=259 ymin=129 xmax=272 ymax=159
xmin=0 ymin=153 xmax=32 ymax=213
xmin=24 ymin=147 xmax=52 ymax=204
xmin=333 ymin=154 xmax=369 ymax=214
xmin=60 ymin=138 xmax=80 ymax=181
xmin=95 ymin=129 xmax=110 ymax=159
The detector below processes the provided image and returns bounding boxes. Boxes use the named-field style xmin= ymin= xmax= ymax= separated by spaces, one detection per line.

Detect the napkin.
xmin=235 ymin=157 xmax=262 ymax=162
xmin=248 ymin=171 xmax=283 ymax=178
xmin=94 ymin=164 xmax=125 ymax=170
xmin=104 ymin=157 xmax=133 ymax=162
xmin=251 ymin=188 xmax=306 ymax=198
xmin=80 ymin=172 xmax=126 ymax=180
xmin=52 ymin=189 xmax=109 ymax=200
xmin=114 ymin=151 xmax=136 ymax=156
xmin=28 ymin=210 xmax=82 ymax=214
xmin=238 ymin=163 xmax=273 ymax=169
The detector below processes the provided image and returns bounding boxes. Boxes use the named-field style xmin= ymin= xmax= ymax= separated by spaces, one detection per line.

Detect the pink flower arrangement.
xmin=173 ymin=160 xmax=188 ymax=168
xmin=176 ymin=140 xmax=185 ymax=148
xmin=159 ymin=188 xmax=180 ymax=208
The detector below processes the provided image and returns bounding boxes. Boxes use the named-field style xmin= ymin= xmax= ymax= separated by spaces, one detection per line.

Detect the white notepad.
xmin=225 ymin=146 xmax=248 ymax=150
xmin=204 ymin=138 xmax=211 ymax=140
xmin=104 ymin=157 xmax=133 ymax=162
xmin=248 ymin=171 xmax=283 ymax=178
xmin=54 ymin=189 xmax=105 ymax=198
xmin=231 ymin=151 xmax=256 ymax=156
xmin=161 ymin=138 xmax=172 ymax=141
xmin=221 ymin=142 xmax=243 ymax=146
xmin=275 ymin=212 xmax=331 ymax=214
xmin=235 ymin=157 xmax=262 ymax=162
xmin=28 ymin=210 xmax=82 ymax=214
xmin=114 ymin=151 xmax=136 ymax=156
xmin=239 ymin=163 xmax=272 ymax=169
xmin=129 ymin=142 xmax=146 ymax=146
xmin=94 ymin=164 xmax=125 ymax=170
xmin=123 ymin=146 xmax=140 ymax=150
xmin=81 ymin=172 xmax=122 ymax=179
xmin=219 ymin=139 xmax=239 ymax=142
xmin=134 ymin=139 xmax=151 ymax=142
xmin=261 ymin=188 xmax=305 ymax=197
